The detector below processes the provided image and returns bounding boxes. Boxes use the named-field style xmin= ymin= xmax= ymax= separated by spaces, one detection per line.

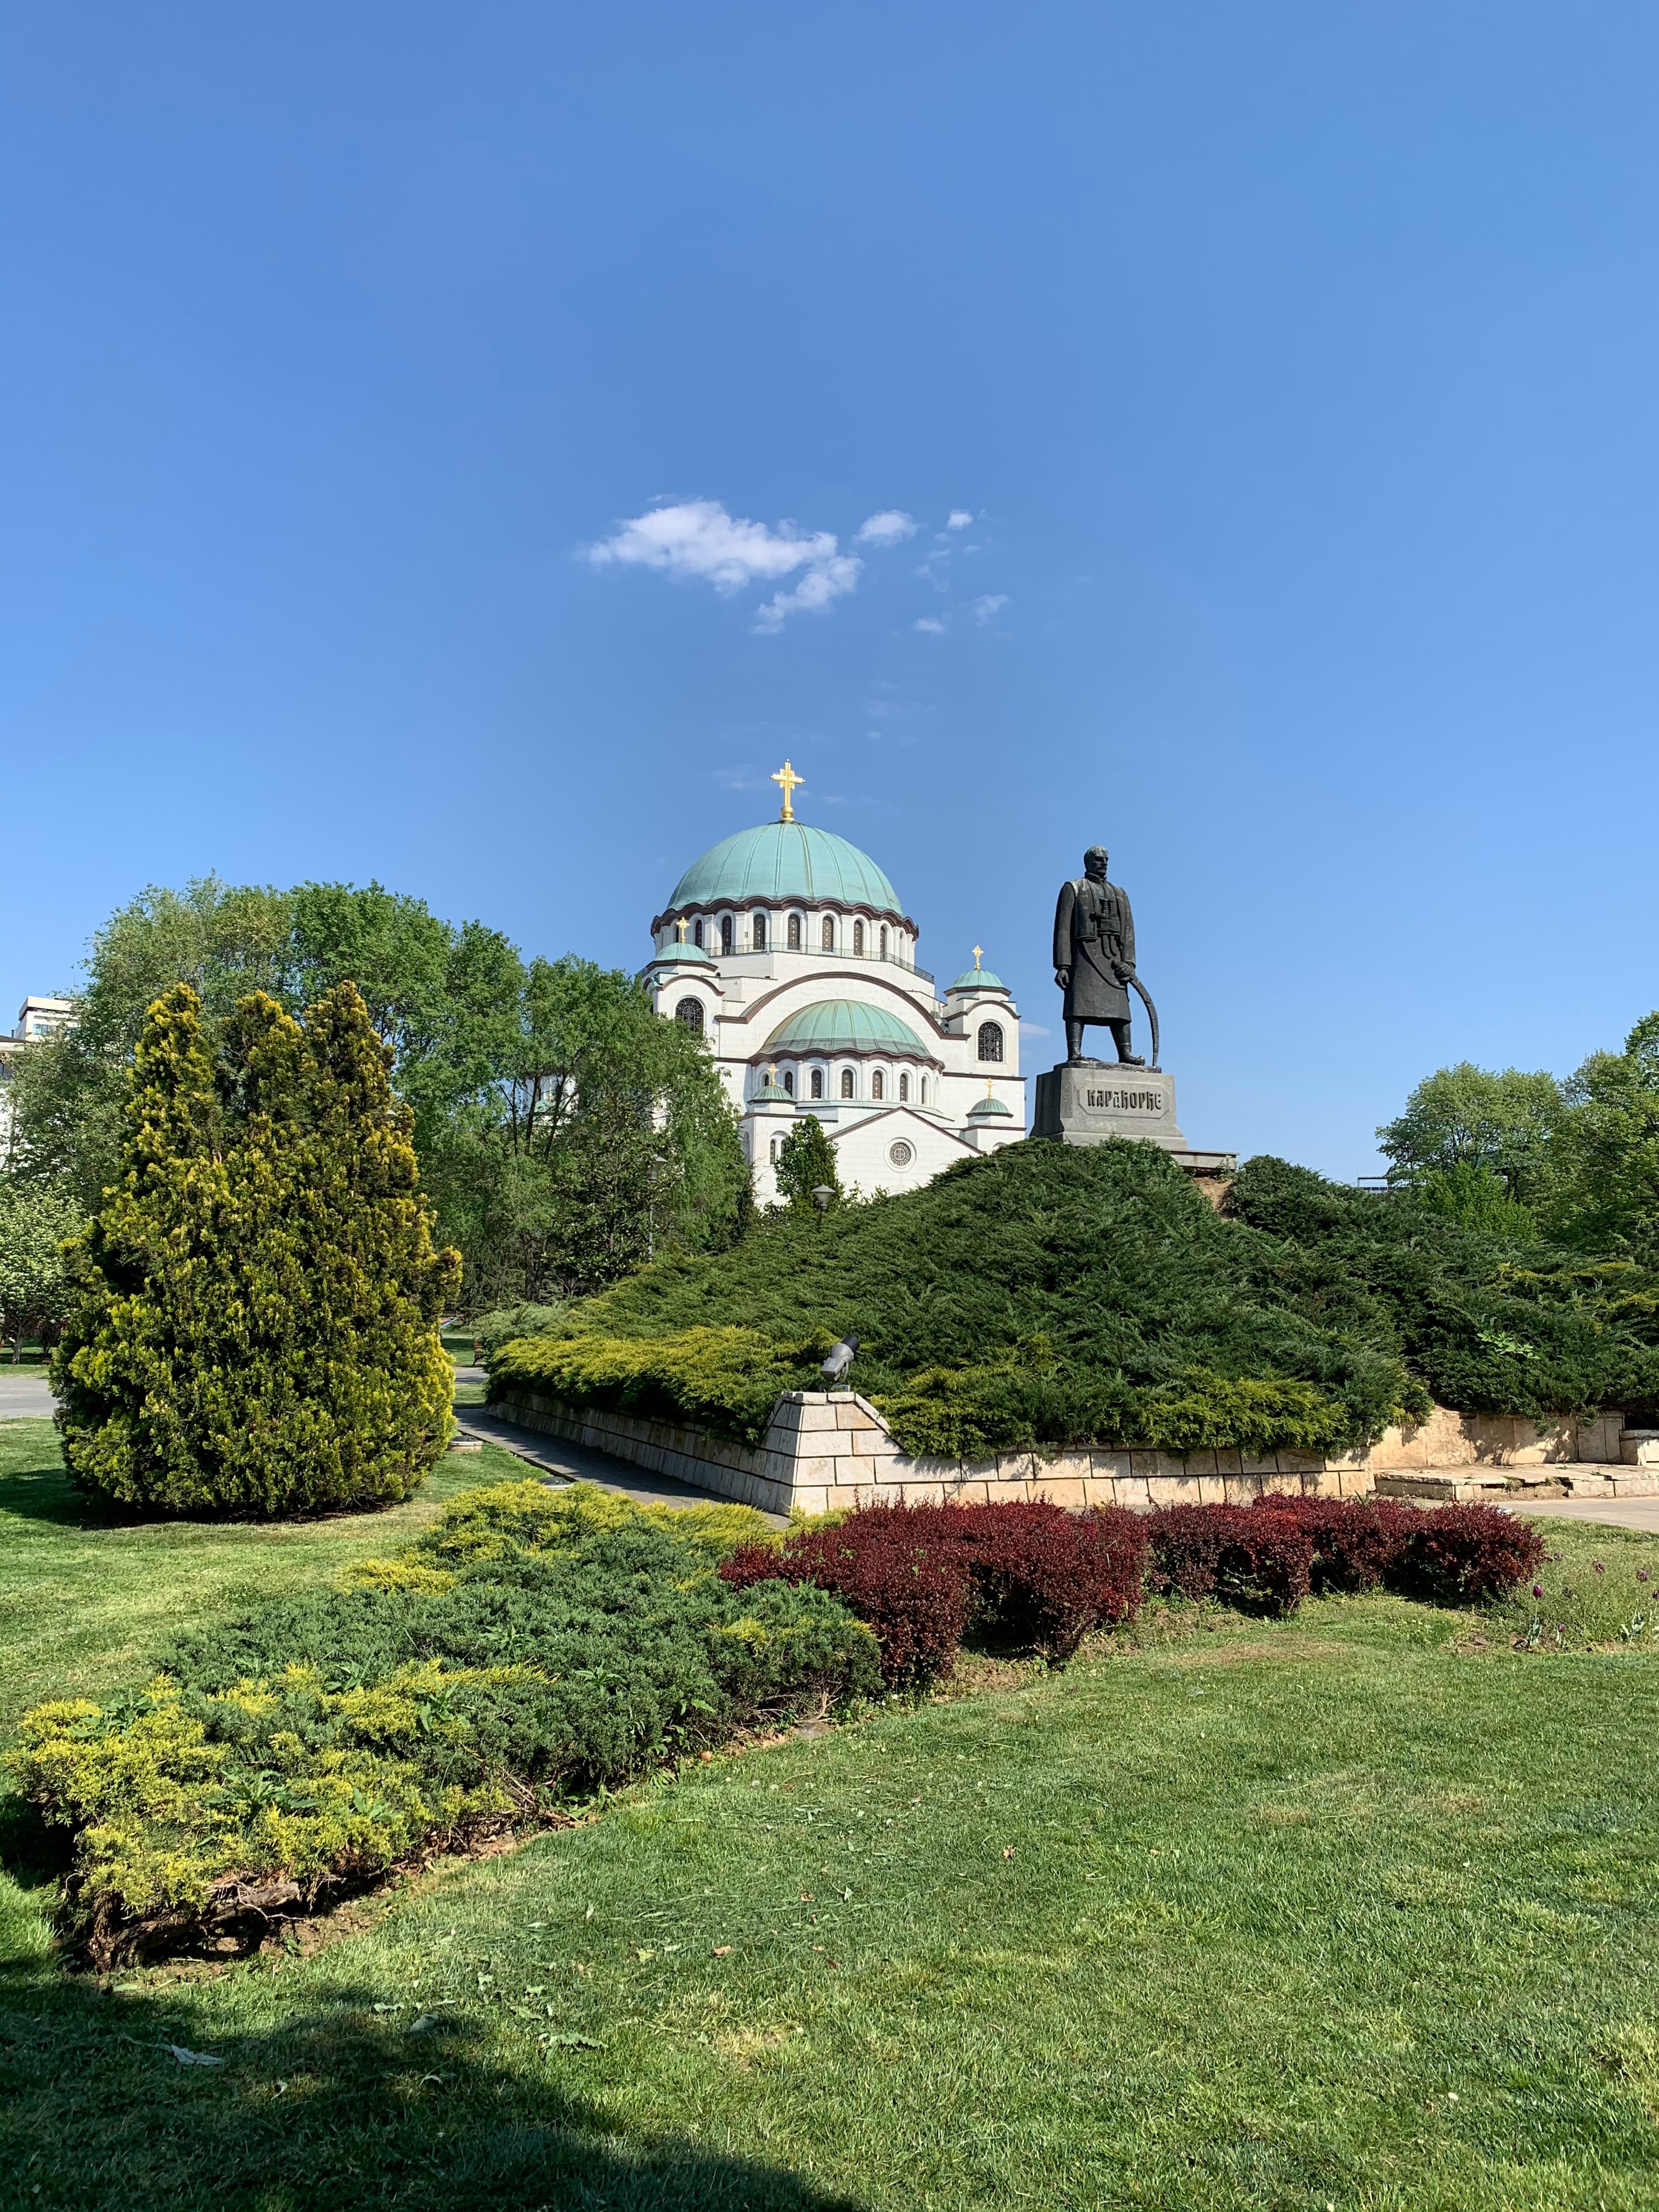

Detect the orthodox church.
xmin=645 ymin=764 xmax=1026 ymax=1203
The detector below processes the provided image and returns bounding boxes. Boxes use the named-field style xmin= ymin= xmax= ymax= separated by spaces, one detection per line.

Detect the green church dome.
xmin=949 ymin=966 xmax=1006 ymax=992
xmin=650 ymin=935 xmax=714 ymax=966
xmin=761 ymin=999 xmax=933 ymax=1059
xmin=666 ymin=822 xmax=904 ymax=919
xmin=968 ymin=1089 xmax=1014 ymax=1118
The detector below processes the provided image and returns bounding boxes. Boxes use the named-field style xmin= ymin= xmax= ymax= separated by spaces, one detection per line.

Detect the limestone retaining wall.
xmin=492 ymin=1386 xmax=1385 ymax=1518
xmin=1330 ymin=1407 xmax=1624 ymax=1470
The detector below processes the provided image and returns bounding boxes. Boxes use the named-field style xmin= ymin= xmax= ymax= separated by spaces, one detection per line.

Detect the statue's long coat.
xmin=1053 ymin=876 xmax=1135 ymax=1024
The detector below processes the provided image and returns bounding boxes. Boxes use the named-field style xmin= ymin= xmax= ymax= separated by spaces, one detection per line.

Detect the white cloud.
xmin=1019 ymin=1020 xmax=1051 ymax=1037
xmin=753 ymin=554 xmax=862 ymax=633
xmin=855 ymin=509 xmax=918 ymax=547
xmin=972 ymin=594 xmax=1010 ymax=625
xmin=945 ymin=509 xmax=974 ymax=530
xmin=913 ymin=615 xmax=948 ymax=634
xmin=586 ymin=498 xmax=864 ymax=629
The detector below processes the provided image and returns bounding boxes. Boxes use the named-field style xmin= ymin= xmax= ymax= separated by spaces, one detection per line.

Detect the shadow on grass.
xmin=0 ymin=1951 xmax=859 ymax=2211
xmin=0 ymin=1454 xmax=139 ymax=1535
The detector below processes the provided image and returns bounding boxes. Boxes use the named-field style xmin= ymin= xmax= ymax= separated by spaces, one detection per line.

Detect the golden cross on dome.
xmin=771 ymin=759 xmax=804 ymax=822
xmin=767 ymin=1064 xmax=778 ymax=1086
xmin=675 ymin=918 xmax=689 ymax=940
xmin=973 ymin=945 xmax=983 ymax=968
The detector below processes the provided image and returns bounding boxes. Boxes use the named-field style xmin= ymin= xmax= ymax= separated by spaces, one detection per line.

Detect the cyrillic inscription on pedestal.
xmin=1033 ymin=1061 xmax=1190 ymax=1150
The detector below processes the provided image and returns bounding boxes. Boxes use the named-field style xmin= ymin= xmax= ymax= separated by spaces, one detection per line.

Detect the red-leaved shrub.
xmin=1251 ymin=1492 xmax=1543 ymax=1602
xmin=721 ymin=1498 xmax=1148 ymax=1685
xmin=962 ymin=1501 xmax=1148 ymax=1661
xmin=724 ymin=1491 xmax=1542 ymax=1685
xmin=723 ymin=1506 xmax=975 ymax=1688
xmin=1392 ymin=1500 xmax=1545 ymax=1601
xmin=1249 ymin=1494 xmax=1417 ymax=1592
xmin=1146 ymin=1505 xmax=1313 ymax=1617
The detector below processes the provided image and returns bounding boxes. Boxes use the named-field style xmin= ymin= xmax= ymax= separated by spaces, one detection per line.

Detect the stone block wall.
xmin=492 ymin=1386 xmax=1376 ymax=1518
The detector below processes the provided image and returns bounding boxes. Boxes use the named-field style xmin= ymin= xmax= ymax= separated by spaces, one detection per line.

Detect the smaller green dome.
xmin=949 ymin=966 xmax=1006 ymax=993
xmin=968 ymin=1090 xmax=1013 ymax=1118
xmin=761 ymin=998 xmax=932 ymax=1059
xmin=652 ymin=936 xmax=714 ymax=966
xmin=751 ymin=1078 xmax=792 ymax=1103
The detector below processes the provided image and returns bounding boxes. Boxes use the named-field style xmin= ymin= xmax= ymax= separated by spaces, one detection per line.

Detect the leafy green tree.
xmin=1377 ymin=1062 xmax=1565 ymax=1207
xmin=12 ymin=876 xmax=751 ymax=1304
xmin=1551 ymin=1012 xmax=1659 ymax=1265
xmin=9 ymin=878 xmax=295 ymax=1210
xmin=1417 ymin=1160 xmax=1538 ymax=1240
xmin=53 ymin=982 xmax=461 ymax=1516
xmin=774 ymin=1114 xmax=843 ymax=1214
xmin=427 ymin=956 xmax=749 ymax=1304
xmin=0 ymin=1180 xmax=82 ymax=1360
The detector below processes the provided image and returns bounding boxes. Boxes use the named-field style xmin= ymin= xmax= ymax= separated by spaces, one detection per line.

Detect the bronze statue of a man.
xmin=1053 ymin=845 xmax=1144 ymax=1065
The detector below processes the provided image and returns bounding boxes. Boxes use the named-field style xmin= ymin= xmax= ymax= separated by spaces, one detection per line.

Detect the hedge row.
xmin=722 ymin=1495 xmax=1545 ymax=1683
xmin=724 ymin=1499 xmax=1147 ymax=1685
xmin=9 ymin=1482 xmax=877 ymax=1967
xmin=490 ymin=1325 xmax=1360 ymax=1463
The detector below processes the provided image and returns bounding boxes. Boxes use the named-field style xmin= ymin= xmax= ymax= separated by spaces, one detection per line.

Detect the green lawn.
xmin=3 ymin=1416 xmax=1658 ymax=2210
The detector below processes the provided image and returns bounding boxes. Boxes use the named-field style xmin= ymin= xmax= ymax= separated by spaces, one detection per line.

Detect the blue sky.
xmin=3 ymin=3 xmax=1656 ymax=1176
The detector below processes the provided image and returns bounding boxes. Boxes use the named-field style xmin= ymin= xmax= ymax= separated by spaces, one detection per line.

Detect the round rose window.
xmin=888 ymin=1139 xmax=915 ymax=1168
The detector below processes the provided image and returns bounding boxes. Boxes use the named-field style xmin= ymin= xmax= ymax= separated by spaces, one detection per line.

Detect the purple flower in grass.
xmin=1532 ymin=1584 xmax=1544 ymax=1599
xmin=1594 ymin=1561 xmax=1605 ymax=1575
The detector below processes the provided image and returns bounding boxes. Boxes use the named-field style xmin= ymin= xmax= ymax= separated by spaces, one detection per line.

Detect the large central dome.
xmin=665 ymin=821 xmax=904 ymax=919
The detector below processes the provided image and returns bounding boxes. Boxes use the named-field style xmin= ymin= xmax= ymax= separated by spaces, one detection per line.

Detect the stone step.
xmin=1375 ymin=1465 xmax=1659 ymax=1504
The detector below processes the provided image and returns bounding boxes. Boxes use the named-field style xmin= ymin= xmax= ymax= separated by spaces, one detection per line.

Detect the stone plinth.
xmin=1034 ymin=1060 xmax=1189 ymax=1150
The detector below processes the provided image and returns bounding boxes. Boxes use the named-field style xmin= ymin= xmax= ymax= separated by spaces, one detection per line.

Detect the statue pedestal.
xmin=1033 ymin=1060 xmax=1190 ymax=1152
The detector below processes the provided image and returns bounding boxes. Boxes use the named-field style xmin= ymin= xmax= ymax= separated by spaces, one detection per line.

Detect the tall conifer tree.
xmin=53 ymin=982 xmax=461 ymax=1515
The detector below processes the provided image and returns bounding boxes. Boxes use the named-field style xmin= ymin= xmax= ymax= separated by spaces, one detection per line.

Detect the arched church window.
xmin=821 ymin=916 xmax=836 ymax=952
xmin=879 ymin=926 xmax=888 ymax=960
xmin=693 ymin=919 xmax=704 ymax=949
xmin=921 ymin=1077 xmax=929 ymax=1104
xmin=752 ymin=911 xmax=767 ymax=951
xmin=787 ymin=913 xmax=802 ymax=950
xmin=840 ymin=1068 xmax=854 ymax=1099
xmin=871 ymin=1070 xmax=884 ymax=1101
xmin=810 ymin=1068 xmax=825 ymax=1100
xmin=720 ymin=915 xmax=734 ymax=956
xmin=674 ymin=997 xmax=704 ymax=1035
xmin=770 ymin=1136 xmax=780 ymax=1163
xmin=853 ymin=920 xmax=865 ymax=955
xmin=899 ymin=1073 xmax=910 ymax=1102
xmin=783 ymin=1070 xmax=794 ymax=1096
xmin=977 ymin=1022 xmax=1004 ymax=1063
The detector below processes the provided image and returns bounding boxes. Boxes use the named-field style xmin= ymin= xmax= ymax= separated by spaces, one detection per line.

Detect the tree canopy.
xmin=0 ymin=1179 xmax=81 ymax=1359
xmin=12 ymin=875 xmax=750 ymax=1306
xmin=1379 ymin=1015 xmax=1659 ymax=1265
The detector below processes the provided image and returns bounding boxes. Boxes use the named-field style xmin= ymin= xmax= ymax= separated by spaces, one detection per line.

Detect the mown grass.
xmin=2 ymin=1417 xmax=1657 ymax=2209
xmin=0 ymin=1418 xmax=532 ymax=1734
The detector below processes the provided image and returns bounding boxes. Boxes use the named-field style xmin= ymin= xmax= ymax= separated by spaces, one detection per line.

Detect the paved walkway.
xmin=454 ymin=1402 xmax=787 ymax=1524
xmin=1496 ymin=1494 xmax=1659 ymax=1537
xmin=0 ymin=1373 xmax=54 ymax=1420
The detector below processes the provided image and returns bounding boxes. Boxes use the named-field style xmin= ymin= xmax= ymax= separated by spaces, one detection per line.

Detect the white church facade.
xmin=644 ymin=764 xmax=1025 ymax=1203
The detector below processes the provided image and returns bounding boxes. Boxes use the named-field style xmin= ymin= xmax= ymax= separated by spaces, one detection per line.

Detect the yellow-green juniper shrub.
xmin=51 ymin=980 xmax=461 ymax=1516
xmin=9 ymin=1482 xmax=876 ymax=1962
